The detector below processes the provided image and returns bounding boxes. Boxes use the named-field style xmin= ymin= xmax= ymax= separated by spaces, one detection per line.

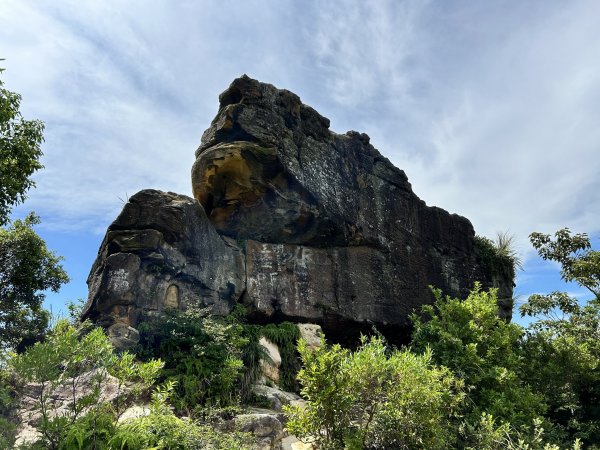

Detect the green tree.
xmin=0 ymin=61 xmax=45 ymax=226
xmin=285 ymin=335 xmax=463 ymax=449
xmin=411 ymin=284 xmax=545 ymax=429
xmin=0 ymin=213 xmax=68 ymax=351
xmin=521 ymin=228 xmax=600 ymax=445
xmin=0 ymin=64 xmax=68 ymax=351
xmin=529 ymin=228 xmax=599 ymax=298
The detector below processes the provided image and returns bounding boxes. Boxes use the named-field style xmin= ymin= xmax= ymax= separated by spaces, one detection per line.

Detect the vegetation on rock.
xmin=135 ymin=307 xmax=247 ymax=415
xmin=3 ymin=321 xmax=254 ymax=449
xmin=135 ymin=305 xmax=304 ymax=414
xmin=474 ymin=233 xmax=520 ymax=283
xmin=253 ymin=321 xmax=302 ymax=392
xmin=10 ymin=320 xmax=161 ymax=449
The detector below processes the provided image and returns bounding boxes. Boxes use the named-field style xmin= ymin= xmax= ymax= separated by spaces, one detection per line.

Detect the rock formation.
xmin=83 ymin=75 xmax=513 ymax=347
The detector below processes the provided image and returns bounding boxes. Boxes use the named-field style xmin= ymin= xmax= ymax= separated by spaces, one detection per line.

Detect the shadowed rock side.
xmin=85 ymin=76 xmax=513 ymax=347
xmin=83 ymin=190 xmax=245 ymax=347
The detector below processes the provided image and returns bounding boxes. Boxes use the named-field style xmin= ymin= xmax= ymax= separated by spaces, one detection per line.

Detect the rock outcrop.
xmin=83 ymin=190 xmax=245 ymax=340
xmin=83 ymin=76 xmax=513 ymax=346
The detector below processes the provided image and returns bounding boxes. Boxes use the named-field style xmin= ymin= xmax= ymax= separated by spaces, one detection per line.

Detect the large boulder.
xmin=84 ymin=76 xmax=513 ymax=346
xmin=83 ymin=190 xmax=245 ymax=344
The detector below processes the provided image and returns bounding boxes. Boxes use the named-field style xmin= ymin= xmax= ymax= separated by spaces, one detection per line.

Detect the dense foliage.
xmin=520 ymin=229 xmax=600 ymax=445
xmin=0 ymin=62 xmax=44 ymax=226
xmin=135 ymin=306 xmax=304 ymax=415
xmin=0 ymin=352 xmax=17 ymax=448
xmin=135 ymin=307 xmax=247 ymax=415
xmin=0 ymin=214 xmax=68 ymax=351
xmin=286 ymin=335 xmax=464 ymax=449
xmin=2 ymin=320 xmax=254 ymax=450
xmin=0 ymin=64 xmax=68 ymax=352
xmin=256 ymin=321 xmax=302 ymax=392
xmin=411 ymin=283 xmax=545 ymax=429
xmin=109 ymin=382 xmax=254 ymax=450
xmin=10 ymin=320 xmax=161 ymax=449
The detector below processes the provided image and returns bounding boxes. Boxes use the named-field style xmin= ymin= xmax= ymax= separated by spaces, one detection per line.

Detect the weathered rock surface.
xmin=83 ymin=190 xmax=245 ymax=343
xmin=84 ymin=76 xmax=513 ymax=345
xmin=226 ymin=410 xmax=287 ymax=450
xmin=253 ymin=384 xmax=304 ymax=413
xmin=15 ymin=369 xmax=122 ymax=446
xmin=296 ymin=324 xmax=323 ymax=351
xmin=259 ymin=337 xmax=282 ymax=385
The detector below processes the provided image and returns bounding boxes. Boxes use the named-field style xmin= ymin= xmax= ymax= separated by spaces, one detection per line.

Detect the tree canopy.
xmin=0 ymin=61 xmax=45 ymax=226
xmin=0 ymin=64 xmax=68 ymax=351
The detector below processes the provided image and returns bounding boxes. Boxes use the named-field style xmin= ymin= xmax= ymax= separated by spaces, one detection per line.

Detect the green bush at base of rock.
xmin=285 ymin=335 xmax=464 ymax=450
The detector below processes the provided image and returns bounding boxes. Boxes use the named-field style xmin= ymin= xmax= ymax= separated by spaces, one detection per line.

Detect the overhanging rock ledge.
xmin=83 ymin=75 xmax=513 ymax=347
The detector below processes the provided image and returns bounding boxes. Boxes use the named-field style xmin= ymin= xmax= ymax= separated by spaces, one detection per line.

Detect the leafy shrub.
xmin=135 ymin=307 xmax=247 ymax=414
xmin=111 ymin=382 xmax=254 ymax=450
xmin=0 ymin=351 xmax=17 ymax=448
xmin=10 ymin=320 xmax=162 ymax=449
xmin=285 ymin=335 xmax=463 ymax=449
xmin=411 ymin=283 xmax=545 ymax=429
xmin=461 ymin=413 xmax=582 ymax=450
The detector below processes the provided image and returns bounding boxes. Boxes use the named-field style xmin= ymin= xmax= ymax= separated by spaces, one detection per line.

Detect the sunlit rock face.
xmin=85 ymin=76 xmax=513 ymax=347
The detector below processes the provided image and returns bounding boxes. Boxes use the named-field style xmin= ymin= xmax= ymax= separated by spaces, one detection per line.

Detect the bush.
xmin=461 ymin=413 xmax=582 ymax=450
xmin=285 ymin=335 xmax=463 ymax=449
xmin=411 ymin=284 xmax=545 ymax=429
xmin=135 ymin=307 xmax=247 ymax=414
xmin=10 ymin=320 xmax=162 ymax=449
xmin=0 ymin=351 xmax=17 ymax=448
xmin=110 ymin=382 xmax=254 ymax=450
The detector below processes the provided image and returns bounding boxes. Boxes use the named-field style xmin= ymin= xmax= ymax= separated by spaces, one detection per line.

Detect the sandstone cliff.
xmin=83 ymin=76 xmax=513 ymax=347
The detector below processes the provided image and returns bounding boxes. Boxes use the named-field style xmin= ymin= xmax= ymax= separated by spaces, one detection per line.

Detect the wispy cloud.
xmin=305 ymin=0 xmax=600 ymax=260
xmin=303 ymin=0 xmax=429 ymax=110
xmin=1 ymin=0 xmax=599 ymax=261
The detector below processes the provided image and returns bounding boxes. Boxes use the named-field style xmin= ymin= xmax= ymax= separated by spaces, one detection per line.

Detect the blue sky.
xmin=1 ymin=0 xmax=599 ymax=323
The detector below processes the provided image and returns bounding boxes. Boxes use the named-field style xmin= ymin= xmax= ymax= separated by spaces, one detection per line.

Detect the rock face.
xmin=84 ymin=76 xmax=513 ymax=346
xmin=83 ymin=190 xmax=245 ymax=337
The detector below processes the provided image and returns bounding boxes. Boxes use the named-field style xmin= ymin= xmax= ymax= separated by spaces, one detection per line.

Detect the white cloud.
xmin=1 ymin=0 xmax=598 ymax=264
